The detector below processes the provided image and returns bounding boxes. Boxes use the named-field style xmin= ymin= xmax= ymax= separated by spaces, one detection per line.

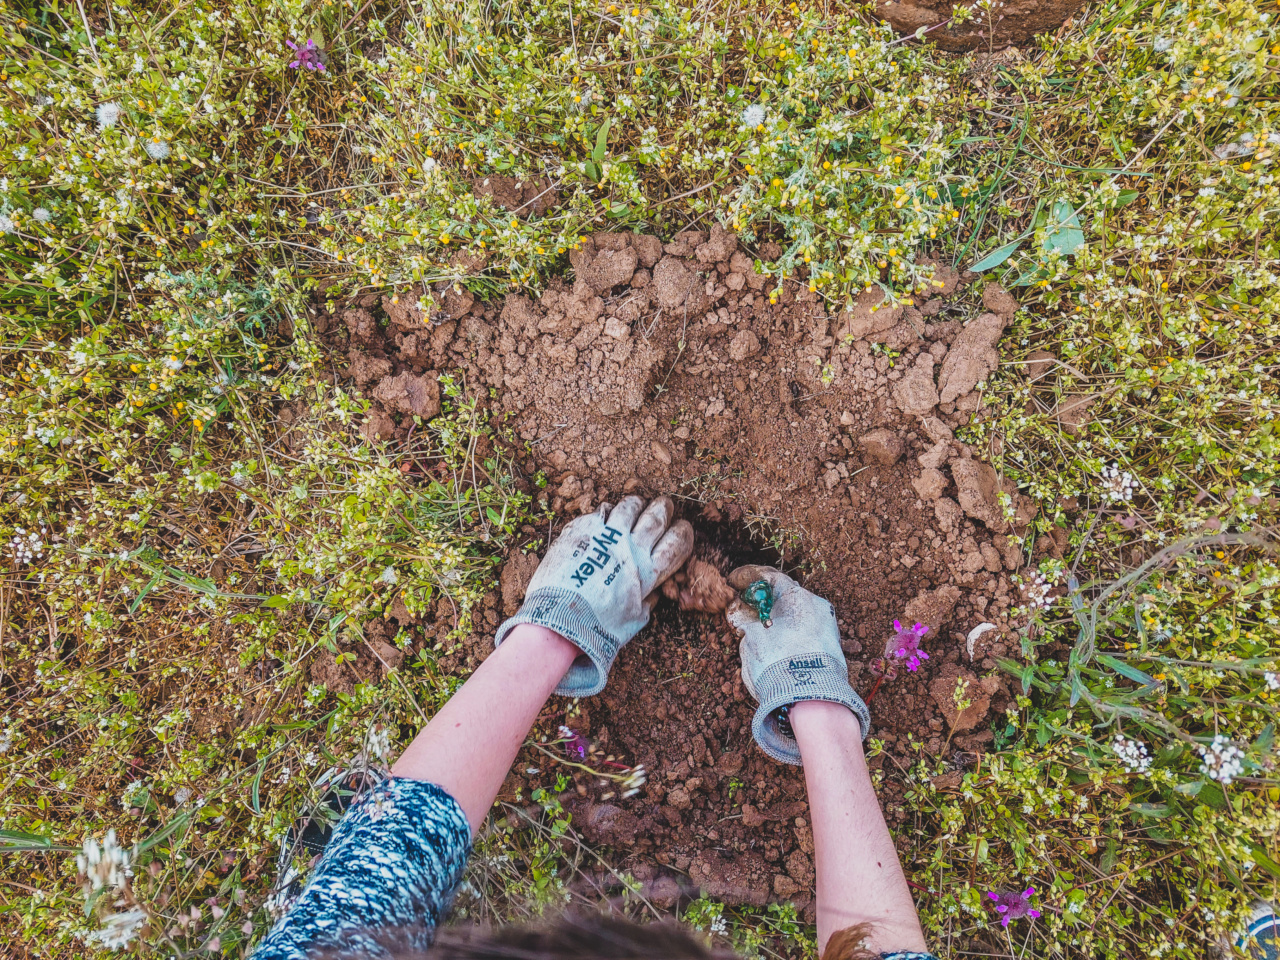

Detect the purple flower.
xmin=890 ymin=619 xmax=930 ymax=672
xmin=286 ymin=39 xmax=327 ymax=72
xmin=986 ymin=887 xmax=1042 ymax=927
xmin=558 ymin=725 xmax=589 ymax=761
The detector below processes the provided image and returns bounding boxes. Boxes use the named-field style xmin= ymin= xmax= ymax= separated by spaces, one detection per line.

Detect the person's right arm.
xmin=791 ymin=699 xmax=928 ymax=955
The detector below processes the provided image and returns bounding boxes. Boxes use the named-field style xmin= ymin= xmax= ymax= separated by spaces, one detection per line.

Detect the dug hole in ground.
xmin=317 ymin=223 xmax=1066 ymax=919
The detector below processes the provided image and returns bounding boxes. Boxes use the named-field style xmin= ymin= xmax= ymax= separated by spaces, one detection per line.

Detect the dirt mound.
xmin=875 ymin=0 xmax=1088 ymax=52
xmin=320 ymin=229 xmax=1043 ymax=913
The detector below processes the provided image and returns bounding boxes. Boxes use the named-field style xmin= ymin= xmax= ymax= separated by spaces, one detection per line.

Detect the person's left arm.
xmin=249 ymin=497 xmax=692 ymax=960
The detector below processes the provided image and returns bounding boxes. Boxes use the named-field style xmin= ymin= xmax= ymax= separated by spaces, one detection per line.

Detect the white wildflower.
xmin=1198 ymin=734 xmax=1245 ymax=785
xmin=0 ymin=716 xmax=13 ymax=755
xmin=1265 ymin=672 xmax=1279 ymax=691
xmin=76 ymin=829 xmax=132 ymax=893
xmin=422 ymin=156 xmax=438 ymax=177
xmin=9 ymin=524 xmax=46 ymax=564
xmin=1111 ymin=734 xmax=1152 ymax=774
xmin=1100 ymin=463 xmax=1138 ymax=502
xmin=96 ymin=102 xmax=122 ymax=130
xmin=174 ymin=787 xmax=193 ymax=805
xmin=709 ymin=915 xmax=728 ymax=936
xmin=377 ymin=565 xmax=398 ymax=585
xmin=33 ymin=207 xmax=51 ymax=223
xmin=83 ymin=907 xmax=148 ymax=950
xmin=1023 ymin=572 xmax=1055 ymax=612
xmin=365 ymin=724 xmax=392 ymax=761
xmin=741 ymin=104 xmax=766 ymax=128
xmin=1153 ymin=36 xmax=1173 ymax=52
xmin=144 ymin=138 xmax=171 ymax=160
xmin=0 ymin=213 xmax=14 ymax=235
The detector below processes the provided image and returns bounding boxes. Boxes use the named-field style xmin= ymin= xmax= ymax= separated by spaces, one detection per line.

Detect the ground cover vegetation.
xmin=0 ymin=0 xmax=1277 ymax=956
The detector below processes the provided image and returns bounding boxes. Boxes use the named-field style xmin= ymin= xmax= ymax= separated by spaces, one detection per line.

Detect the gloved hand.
xmin=727 ymin=564 xmax=870 ymax=764
xmin=494 ymin=496 xmax=693 ymax=697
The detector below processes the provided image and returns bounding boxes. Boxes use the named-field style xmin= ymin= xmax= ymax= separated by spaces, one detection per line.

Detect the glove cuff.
xmin=749 ymin=653 xmax=871 ymax=765
xmin=493 ymin=587 xmax=627 ymax=697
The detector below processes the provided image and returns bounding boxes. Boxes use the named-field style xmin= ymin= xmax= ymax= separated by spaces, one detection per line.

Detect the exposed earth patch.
xmin=314 ymin=222 xmax=1065 ymax=916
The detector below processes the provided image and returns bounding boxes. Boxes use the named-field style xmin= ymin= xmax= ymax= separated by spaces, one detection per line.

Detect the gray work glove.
xmin=495 ymin=496 xmax=693 ymax=697
xmin=727 ymin=565 xmax=870 ymax=765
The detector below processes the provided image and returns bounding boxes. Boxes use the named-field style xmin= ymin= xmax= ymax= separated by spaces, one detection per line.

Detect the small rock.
xmin=598 ymin=398 xmax=622 ymax=417
xmin=834 ymin=287 xmax=903 ymax=340
xmin=630 ymin=268 xmax=650 ymax=289
xmin=371 ymin=371 xmax=441 ymax=420
xmin=603 ymin=316 xmax=631 ymax=340
xmin=728 ymin=329 xmax=762 ymax=362
xmin=937 ymin=312 xmax=1005 ymax=404
xmin=500 ymin=550 xmax=541 ymax=615
xmin=774 ymin=875 xmax=801 ymax=898
xmin=929 ymin=665 xmax=991 ymax=732
xmin=917 ymin=439 xmax=954 ymax=470
xmin=651 ymin=440 xmax=673 ymax=465
xmin=982 ymin=282 xmax=1019 ymax=318
xmin=903 ymin=584 xmax=961 ymax=634
xmin=1055 ymin=394 xmax=1097 ymax=435
xmin=951 ymin=459 xmax=1010 ymax=532
xmin=921 ymin=415 xmax=953 ymax=442
xmin=652 ymin=257 xmax=708 ymax=314
xmin=892 ymin=354 xmax=940 ymax=416
xmin=649 ymin=876 xmax=681 ymax=909
xmin=1027 ymin=349 xmax=1056 ymax=381
xmin=912 ymin=468 xmax=947 ymax=501
xmin=667 ymin=786 xmax=692 ymax=810
xmin=360 ymin=406 xmax=396 ymax=443
xmin=840 ymin=410 xmax=856 ymax=426
xmin=860 ymin=428 xmax=903 ymax=465
xmin=631 ymin=234 xmax=664 ymax=268
xmin=695 ymin=223 xmax=738 ymax=263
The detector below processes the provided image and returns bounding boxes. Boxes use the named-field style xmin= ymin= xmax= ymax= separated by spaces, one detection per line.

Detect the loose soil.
xmin=313 ymin=218 xmax=1069 ymax=916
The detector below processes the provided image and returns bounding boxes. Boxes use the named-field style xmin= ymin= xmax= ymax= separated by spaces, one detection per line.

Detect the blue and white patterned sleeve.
xmin=250 ymin=777 xmax=472 ymax=960
xmin=881 ymin=952 xmax=941 ymax=960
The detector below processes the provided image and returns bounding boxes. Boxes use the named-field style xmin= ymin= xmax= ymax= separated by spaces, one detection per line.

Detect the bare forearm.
xmin=791 ymin=700 xmax=928 ymax=955
xmin=390 ymin=624 xmax=578 ymax=833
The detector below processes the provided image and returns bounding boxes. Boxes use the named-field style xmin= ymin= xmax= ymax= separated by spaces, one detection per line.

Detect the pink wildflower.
xmin=286 ymin=39 xmax=327 ymax=72
xmin=557 ymin=725 xmax=589 ymax=761
xmin=890 ymin=619 xmax=930 ymax=671
xmin=986 ymin=887 xmax=1042 ymax=927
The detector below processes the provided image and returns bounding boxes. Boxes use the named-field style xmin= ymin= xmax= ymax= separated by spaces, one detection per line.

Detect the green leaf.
xmin=249 ymin=763 xmax=266 ymax=816
xmin=592 ymin=118 xmax=611 ymax=164
xmin=1173 ymin=779 xmax=1204 ymax=796
xmin=1130 ymin=801 xmax=1172 ymax=817
xmin=584 ymin=160 xmax=600 ymax=183
xmin=1042 ymin=200 xmax=1085 ymax=255
xmin=1098 ymin=653 xmax=1158 ymax=687
xmin=129 ymin=573 xmax=162 ymax=614
xmin=970 ymin=238 xmax=1022 ymax=272
xmin=1069 ymin=672 xmax=1085 ymax=707
xmin=1116 ymin=188 xmax=1141 ymax=206
xmin=134 ymin=811 xmax=193 ymax=854
xmin=261 ymin=595 xmax=294 ymax=609
xmin=0 ymin=829 xmax=73 ymax=852
xmin=1245 ymin=841 xmax=1280 ymax=880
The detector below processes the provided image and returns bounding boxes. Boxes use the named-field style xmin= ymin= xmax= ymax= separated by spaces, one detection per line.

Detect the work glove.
xmin=727 ymin=565 xmax=870 ymax=765
xmin=495 ymin=496 xmax=694 ymax=697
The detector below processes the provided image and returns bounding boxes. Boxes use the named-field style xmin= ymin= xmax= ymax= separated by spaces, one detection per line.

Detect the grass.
xmin=0 ymin=0 xmax=1277 ymax=956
